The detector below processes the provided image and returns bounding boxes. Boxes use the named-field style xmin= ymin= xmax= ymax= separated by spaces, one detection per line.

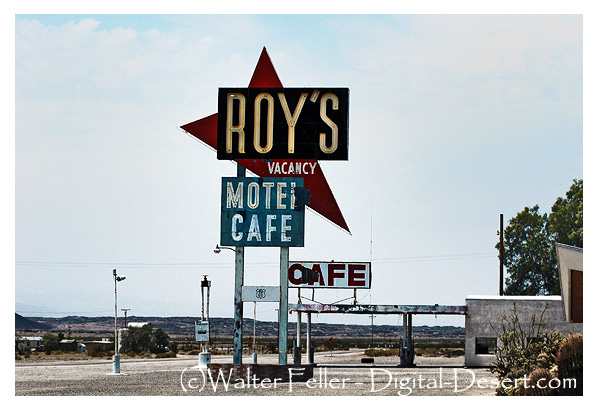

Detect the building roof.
xmin=466 ymin=295 xmax=562 ymax=301
xmin=556 ymin=243 xmax=583 ymax=322
xmin=127 ymin=322 xmax=149 ymax=328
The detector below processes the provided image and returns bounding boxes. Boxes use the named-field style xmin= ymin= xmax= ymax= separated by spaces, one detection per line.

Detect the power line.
xmin=373 ymin=252 xmax=496 ymax=264
xmin=15 ymin=251 xmax=496 ymax=268
xmin=15 ymin=261 xmax=277 ymax=269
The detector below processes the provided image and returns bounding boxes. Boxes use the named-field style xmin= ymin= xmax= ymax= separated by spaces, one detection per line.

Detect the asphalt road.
xmin=15 ymin=351 xmax=497 ymax=396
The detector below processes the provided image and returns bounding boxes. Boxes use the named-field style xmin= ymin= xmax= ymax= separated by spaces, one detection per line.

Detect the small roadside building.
xmin=16 ymin=336 xmax=43 ymax=354
xmin=82 ymin=340 xmax=113 ymax=353
xmin=464 ymin=244 xmax=583 ymax=367
xmin=59 ymin=339 xmax=78 ymax=352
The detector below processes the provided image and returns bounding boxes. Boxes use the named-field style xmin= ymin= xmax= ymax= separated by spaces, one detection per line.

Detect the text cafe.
xmin=288 ymin=261 xmax=372 ymax=288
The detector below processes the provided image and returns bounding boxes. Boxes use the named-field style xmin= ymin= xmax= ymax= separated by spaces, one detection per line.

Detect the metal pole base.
xmin=293 ymin=346 xmax=301 ymax=365
xmin=107 ymin=354 xmax=123 ymax=375
xmin=113 ymin=354 xmax=120 ymax=373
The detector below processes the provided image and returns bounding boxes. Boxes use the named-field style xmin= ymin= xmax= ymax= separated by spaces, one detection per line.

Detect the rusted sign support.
xmin=233 ymin=165 xmax=245 ymax=364
xmin=294 ymin=288 xmax=302 ymax=365
xmin=306 ymin=312 xmax=313 ymax=364
xmin=294 ymin=311 xmax=302 ymax=365
xmin=278 ymin=247 xmax=289 ymax=364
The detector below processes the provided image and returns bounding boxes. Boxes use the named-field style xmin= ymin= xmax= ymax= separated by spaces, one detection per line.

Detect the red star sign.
xmin=180 ymin=48 xmax=350 ymax=234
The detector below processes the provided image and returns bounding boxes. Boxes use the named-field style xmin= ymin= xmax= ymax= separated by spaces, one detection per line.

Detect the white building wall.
xmin=465 ymin=296 xmax=583 ymax=367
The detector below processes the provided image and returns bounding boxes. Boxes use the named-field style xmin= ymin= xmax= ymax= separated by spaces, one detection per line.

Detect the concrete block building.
xmin=464 ymin=295 xmax=582 ymax=367
xmin=464 ymin=244 xmax=583 ymax=367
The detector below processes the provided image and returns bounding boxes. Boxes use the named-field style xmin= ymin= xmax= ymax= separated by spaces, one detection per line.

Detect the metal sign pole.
xmin=294 ymin=288 xmax=302 ymax=365
xmin=306 ymin=312 xmax=312 ymax=364
xmin=233 ymin=165 xmax=245 ymax=364
xmin=200 ymin=283 xmax=204 ymax=354
xmin=201 ymin=285 xmax=205 ymax=321
xmin=278 ymin=246 xmax=289 ymax=364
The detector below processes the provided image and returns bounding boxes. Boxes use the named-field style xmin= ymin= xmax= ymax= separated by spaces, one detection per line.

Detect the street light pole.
xmin=112 ymin=269 xmax=126 ymax=374
xmin=114 ymin=272 xmax=117 ymax=354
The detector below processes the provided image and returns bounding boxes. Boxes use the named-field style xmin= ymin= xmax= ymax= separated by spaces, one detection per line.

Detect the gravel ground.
xmin=15 ymin=351 xmax=497 ymax=396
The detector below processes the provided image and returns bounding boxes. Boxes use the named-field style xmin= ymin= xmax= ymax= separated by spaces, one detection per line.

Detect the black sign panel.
xmin=217 ymin=88 xmax=349 ymax=160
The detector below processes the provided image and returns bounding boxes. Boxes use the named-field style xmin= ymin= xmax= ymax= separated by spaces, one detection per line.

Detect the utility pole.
xmin=121 ymin=308 xmax=130 ymax=328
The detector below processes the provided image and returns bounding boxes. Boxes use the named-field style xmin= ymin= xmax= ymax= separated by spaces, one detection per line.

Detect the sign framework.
xmin=180 ymin=48 xmax=351 ymax=234
xmin=180 ymin=48 xmax=352 ymax=366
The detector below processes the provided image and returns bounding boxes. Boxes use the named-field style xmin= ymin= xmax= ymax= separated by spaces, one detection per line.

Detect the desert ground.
xmin=15 ymin=349 xmax=496 ymax=396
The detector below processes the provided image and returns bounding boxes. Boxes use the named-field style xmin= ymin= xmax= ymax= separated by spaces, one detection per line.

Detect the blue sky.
xmin=12 ymin=12 xmax=588 ymax=327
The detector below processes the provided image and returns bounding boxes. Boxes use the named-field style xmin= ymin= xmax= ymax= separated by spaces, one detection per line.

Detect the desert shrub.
xmin=525 ymin=368 xmax=558 ymax=396
xmin=42 ymin=332 xmax=60 ymax=354
xmin=556 ymin=333 xmax=583 ymax=396
xmin=489 ymin=303 xmax=564 ymax=396
xmin=364 ymin=348 xmax=399 ymax=357
xmin=120 ymin=324 xmax=171 ymax=354
xmin=155 ymin=351 xmax=176 ymax=359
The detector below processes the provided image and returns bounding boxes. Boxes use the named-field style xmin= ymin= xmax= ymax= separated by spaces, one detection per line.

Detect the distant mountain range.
xmin=15 ymin=314 xmax=51 ymax=331
xmin=15 ymin=313 xmax=465 ymax=340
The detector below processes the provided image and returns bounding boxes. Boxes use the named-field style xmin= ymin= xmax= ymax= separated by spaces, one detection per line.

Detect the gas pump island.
xmin=181 ymin=48 xmax=351 ymax=369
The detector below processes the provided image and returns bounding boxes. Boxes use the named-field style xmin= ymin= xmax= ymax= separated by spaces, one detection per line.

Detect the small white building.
xmin=464 ymin=244 xmax=583 ymax=367
xmin=16 ymin=336 xmax=43 ymax=353
xmin=127 ymin=322 xmax=149 ymax=328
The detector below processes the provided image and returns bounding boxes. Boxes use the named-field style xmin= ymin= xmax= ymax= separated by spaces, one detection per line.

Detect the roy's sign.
xmin=220 ymin=177 xmax=305 ymax=247
xmin=217 ymin=88 xmax=349 ymax=161
xmin=288 ymin=261 xmax=371 ymax=289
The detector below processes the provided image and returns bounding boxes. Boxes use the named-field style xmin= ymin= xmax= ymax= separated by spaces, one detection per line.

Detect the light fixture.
xmin=214 ymin=244 xmax=235 ymax=254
